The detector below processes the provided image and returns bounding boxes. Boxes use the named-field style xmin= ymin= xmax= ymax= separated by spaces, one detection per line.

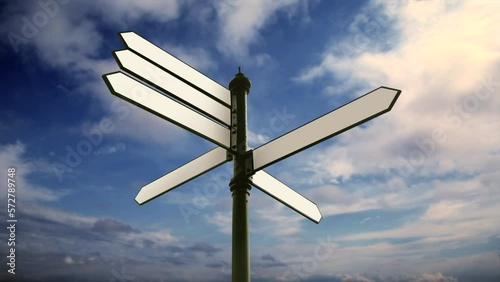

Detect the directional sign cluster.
xmin=103 ymin=32 xmax=401 ymax=224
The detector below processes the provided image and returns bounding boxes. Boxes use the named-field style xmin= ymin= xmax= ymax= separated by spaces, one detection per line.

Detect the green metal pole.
xmin=229 ymin=67 xmax=252 ymax=282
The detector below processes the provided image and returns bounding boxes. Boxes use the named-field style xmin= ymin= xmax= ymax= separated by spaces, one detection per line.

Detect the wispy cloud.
xmin=0 ymin=142 xmax=69 ymax=202
xmin=214 ymin=0 xmax=310 ymax=60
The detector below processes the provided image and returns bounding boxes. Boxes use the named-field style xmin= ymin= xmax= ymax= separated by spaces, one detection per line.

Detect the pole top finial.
xmin=235 ymin=66 xmax=245 ymax=77
xmin=229 ymin=66 xmax=251 ymax=93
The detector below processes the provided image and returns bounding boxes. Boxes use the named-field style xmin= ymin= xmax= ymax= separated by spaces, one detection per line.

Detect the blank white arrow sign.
xmin=114 ymin=50 xmax=231 ymax=126
xmin=253 ymin=87 xmax=401 ymax=171
xmin=119 ymin=31 xmax=231 ymax=106
xmin=135 ymin=147 xmax=229 ymax=205
xmin=102 ymin=72 xmax=231 ymax=149
xmin=251 ymin=171 xmax=322 ymax=223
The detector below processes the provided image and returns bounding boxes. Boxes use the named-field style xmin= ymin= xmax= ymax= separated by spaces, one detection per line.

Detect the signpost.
xmin=102 ymin=31 xmax=401 ymax=282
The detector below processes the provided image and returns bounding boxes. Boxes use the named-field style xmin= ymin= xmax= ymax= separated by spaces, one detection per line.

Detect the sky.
xmin=0 ymin=0 xmax=499 ymax=281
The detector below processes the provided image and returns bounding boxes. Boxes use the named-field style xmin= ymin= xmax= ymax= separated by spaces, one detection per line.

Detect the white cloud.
xmin=267 ymin=6 xmax=500 ymax=269
xmin=306 ymin=185 xmax=353 ymax=205
xmin=0 ymin=142 xmax=69 ymax=202
xmin=253 ymin=202 xmax=303 ymax=237
xmin=93 ymin=143 xmax=126 ymax=155
xmin=64 ymin=256 xmax=75 ymax=264
xmin=248 ymin=130 xmax=270 ymax=147
xmin=265 ymin=27 xmax=499 ymax=278
xmin=338 ymin=189 xmax=499 ymax=244
xmin=214 ymin=0 xmax=308 ymax=59
xmin=159 ymin=43 xmax=218 ymax=73
xmin=121 ymin=229 xmax=179 ymax=249
xmin=359 ymin=216 xmax=372 ymax=224
xmin=24 ymin=202 xmax=97 ymax=228
xmin=33 ymin=15 xmax=103 ymax=73
xmin=1 ymin=1 xmax=192 ymax=148
xmin=290 ymin=0 xmax=500 ymax=204
xmin=421 ymin=200 xmax=464 ymax=222
xmin=205 ymin=211 xmax=232 ymax=234
xmin=99 ymin=0 xmax=181 ymax=24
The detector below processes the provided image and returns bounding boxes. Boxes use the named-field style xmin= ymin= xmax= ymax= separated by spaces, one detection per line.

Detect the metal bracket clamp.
xmin=244 ymin=150 xmax=254 ymax=177
xmin=226 ymin=150 xmax=234 ymax=161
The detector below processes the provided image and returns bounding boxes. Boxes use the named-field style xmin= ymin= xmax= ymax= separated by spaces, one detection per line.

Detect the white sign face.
xmin=252 ymin=87 xmax=401 ymax=171
xmin=251 ymin=171 xmax=322 ymax=223
xmin=135 ymin=147 xmax=229 ymax=204
xmin=103 ymin=72 xmax=231 ymax=149
xmin=114 ymin=50 xmax=231 ymax=126
xmin=120 ymin=31 xmax=231 ymax=106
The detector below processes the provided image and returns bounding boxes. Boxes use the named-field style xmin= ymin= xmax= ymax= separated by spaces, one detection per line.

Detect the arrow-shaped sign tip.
xmin=134 ymin=197 xmax=142 ymax=205
xmin=251 ymin=171 xmax=323 ymax=224
xmin=378 ymin=86 xmax=402 ymax=112
xmin=118 ymin=31 xmax=137 ymax=48
xmin=291 ymin=203 xmax=321 ymax=223
xmin=135 ymin=188 xmax=160 ymax=206
xmin=102 ymin=72 xmax=122 ymax=93
xmin=312 ymin=207 xmax=322 ymax=224
xmin=134 ymin=190 xmax=146 ymax=205
xmin=302 ymin=203 xmax=322 ymax=224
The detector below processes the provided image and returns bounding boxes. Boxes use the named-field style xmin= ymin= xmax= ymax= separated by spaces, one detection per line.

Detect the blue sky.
xmin=1 ymin=0 xmax=499 ymax=281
